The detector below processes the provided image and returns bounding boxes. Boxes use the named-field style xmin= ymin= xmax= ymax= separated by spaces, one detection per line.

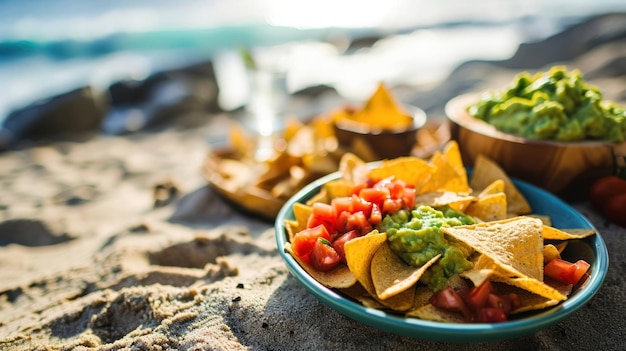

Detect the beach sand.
xmin=1 ymin=13 xmax=626 ymax=351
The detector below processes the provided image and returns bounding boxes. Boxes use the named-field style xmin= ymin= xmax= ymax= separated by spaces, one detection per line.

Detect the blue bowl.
xmin=274 ymin=170 xmax=609 ymax=342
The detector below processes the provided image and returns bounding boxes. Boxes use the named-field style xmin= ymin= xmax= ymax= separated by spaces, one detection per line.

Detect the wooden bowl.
xmin=333 ymin=105 xmax=427 ymax=160
xmin=445 ymin=93 xmax=626 ymax=195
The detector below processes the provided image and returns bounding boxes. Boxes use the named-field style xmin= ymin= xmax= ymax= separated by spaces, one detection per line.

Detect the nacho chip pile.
xmin=284 ymin=141 xmax=596 ymax=323
xmin=204 ymin=83 xmax=448 ymax=219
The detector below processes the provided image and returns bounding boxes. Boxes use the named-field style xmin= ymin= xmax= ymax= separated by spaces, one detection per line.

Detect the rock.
xmin=103 ymin=60 xmax=220 ymax=134
xmin=0 ymin=86 xmax=109 ymax=150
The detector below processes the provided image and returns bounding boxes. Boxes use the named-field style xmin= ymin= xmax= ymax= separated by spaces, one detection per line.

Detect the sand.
xmin=2 ymin=13 xmax=626 ymax=351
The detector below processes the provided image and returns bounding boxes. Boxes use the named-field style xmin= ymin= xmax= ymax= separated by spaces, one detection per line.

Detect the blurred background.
xmin=1 ymin=0 xmax=626 ymax=145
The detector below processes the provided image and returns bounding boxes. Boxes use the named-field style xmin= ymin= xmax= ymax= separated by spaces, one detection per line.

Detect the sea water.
xmin=1 ymin=0 xmax=625 ymax=124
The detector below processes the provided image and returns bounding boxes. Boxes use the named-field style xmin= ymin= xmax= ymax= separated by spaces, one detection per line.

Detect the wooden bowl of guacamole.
xmin=445 ymin=67 xmax=626 ymax=195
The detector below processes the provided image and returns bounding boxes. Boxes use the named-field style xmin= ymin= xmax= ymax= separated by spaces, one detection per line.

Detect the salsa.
xmin=378 ymin=205 xmax=475 ymax=291
xmin=467 ymin=66 xmax=626 ymax=142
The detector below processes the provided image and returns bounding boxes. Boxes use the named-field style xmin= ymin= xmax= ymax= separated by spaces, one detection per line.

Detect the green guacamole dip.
xmin=467 ymin=66 xmax=626 ymax=142
xmin=377 ymin=205 xmax=475 ymax=291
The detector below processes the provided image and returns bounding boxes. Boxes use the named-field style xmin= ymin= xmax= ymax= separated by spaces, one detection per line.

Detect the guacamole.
xmin=377 ymin=205 xmax=475 ymax=291
xmin=467 ymin=66 xmax=626 ymax=142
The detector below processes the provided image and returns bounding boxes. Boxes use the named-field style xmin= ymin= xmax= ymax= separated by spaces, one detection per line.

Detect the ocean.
xmin=1 ymin=0 xmax=626 ymax=123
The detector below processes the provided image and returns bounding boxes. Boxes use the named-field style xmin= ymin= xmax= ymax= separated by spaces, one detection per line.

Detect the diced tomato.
xmin=369 ymin=203 xmax=383 ymax=225
xmin=402 ymin=187 xmax=416 ymax=209
xmin=486 ymin=293 xmax=512 ymax=314
xmin=291 ymin=225 xmax=331 ymax=264
xmin=331 ymin=197 xmax=352 ymax=216
xmin=544 ymin=258 xmax=590 ymax=285
xmin=429 ymin=287 xmax=472 ymax=319
xmin=346 ymin=211 xmax=373 ymax=235
xmin=335 ymin=211 xmax=352 ymax=233
xmin=359 ymin=187 xmax=390 ymax=209
xmin=475 ymin=307 xmax=508 ymax=323
xmin=465 ymin=280 xmax=494 ymax=311
xmin=382 ymin=198 xmax=403 ymax=214
xmin=309 ymin=238 xmax=342 ymax=272
xmin=351 ymin=194 xmax=373 ymax=217
xmin=331 ymin=230 xmax=360 ymax=261
xmin=307 ymin=203 xmax=337 ymax=234
xmin=572 ymin=260 xmax=591 ymax=286
xmin=501 ymin=293 xmax=521 ymax=312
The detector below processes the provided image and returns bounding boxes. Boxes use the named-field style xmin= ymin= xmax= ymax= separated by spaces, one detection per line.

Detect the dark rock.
xmin=0 ymin=86 xmax=109 ymax=150
xmin=495 ymin=13 xmax=626 ymax=70
xmin=103 ymin=60 xmax=220 ymax=134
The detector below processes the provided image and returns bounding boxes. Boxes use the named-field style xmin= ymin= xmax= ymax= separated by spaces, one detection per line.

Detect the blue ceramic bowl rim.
xmin=274 ymin=169 xmax=609 ymax=342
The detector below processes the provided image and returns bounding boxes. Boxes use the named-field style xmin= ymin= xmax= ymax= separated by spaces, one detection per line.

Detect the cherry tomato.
xmin=589 ymin=176 xmax=626 ymax=210
xmin=309 ymin=238 xmax=342 ymax=272
xmin=544 ymin=258 xmax=590 ymax=285
xmin=603 ymin=193 xmax=626 ymax=227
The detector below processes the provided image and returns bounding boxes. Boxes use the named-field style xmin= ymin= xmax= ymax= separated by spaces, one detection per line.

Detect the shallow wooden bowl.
xmin=445 ymin=93 xmax=626 ymax=195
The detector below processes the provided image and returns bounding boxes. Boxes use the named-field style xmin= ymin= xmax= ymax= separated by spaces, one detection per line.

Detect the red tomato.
xmin=291 ymin=225 xmax=331 ymax=264
xmin=402 ymin=187 xmax=416 ymax=209
xmin=331 ymin=230 xmax=360 ymax=261
xmin=369 ymin=203 xmax=383 ymax=225
xmin=307 ymin=203 xmax=337 ymax=234
xmin=309 ymin=238 xmax=342 ymax=272
xmin=429 ymin=287 xmax=472 ymax=319
xmin=486 ymin=293 xmax=512 ymax=314
xmin=544 ymin=258 xmax=590 ymax=285
xmin=475 ymin=307 xmax=508 ymax=323
xmin=359 ymin=187 xmax=390 ymax=209
xmin=465 ymin=280 xmax=494 ymax=311
xmin=603 ymin=193 xmax=626 ymax=227
xmin=572 ymin=260 xmax=591 ymax=285
xmin=345 ymin=212 xmax=373 ymax=235
xmin=350 ymin=194 xmax=373 ymax=217
xmin=589 ymin=176 xmax=626 ymax=210
xmin=331 ymin=197 xmax=352 ymax=215
xmin=382 ymin=198 xmax=403 ymax=214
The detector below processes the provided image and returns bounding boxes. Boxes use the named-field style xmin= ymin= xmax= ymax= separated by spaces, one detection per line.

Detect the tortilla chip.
xmin=420 ymin=151 xmax=470 ymax=194
xmin=442 ymin=141 xmax=468 ymax=183
xmin=292 ymin=203 xmax=312 ymax=232
xmin=346 ymin=82 xmax=413 ymax=130
xmin=412 ymin=286 xmax=436 ymax=310
xmin=529 ymin=214 xmax=552 ymax=226
xmin=406 ymin=304 xmax=466 ymax=323
xmin=442 ymin=216 xmax=544 ymax=281
xmin=543 ymin=244 xmax=561 ymax=264
xmin=490 ymin=275 xmax=567 ymax=301
xmin=460 ymin=254 xmax=499 ymax=287
xmin=323 ymin=179 xmax=355 ymax=199
xmin=284 ymin=219 xmax=300 ymax=243
xmin=285 ymin=243 xmax=357 ymax=288
xmin=476 ymin=179 xmax=505 ymax=197
xmin=465 ymin=192 xmax=508 ymax=222
xmin=414 ymin=191 xmax=476 ymax=212
xmin=367 ymin=157 xmax=435 ymax=189
xmin=340 ymin=282 xmax=386 ymax=309
xmin=371 ymin=242 xmax=441 ymax=300
xmin=492 ymin=282 xmax=563 ymax=314
xmin=542 ymin=226 xmax=596 ymax=240
xmin=470 ymin=155 xmax=531 ymax=215
xmin=344 ymin=231 xmax=415 ymax=311
xmin=338 ymin=153 xmax=369 ymax=186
